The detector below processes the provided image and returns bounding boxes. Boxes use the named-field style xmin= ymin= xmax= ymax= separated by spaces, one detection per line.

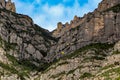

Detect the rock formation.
xmin=0 ymin=0 xmax=16 ymax=12
xmin=52 ymin=22 xmax=63 ymax=37
xmin=98 ymin=0 xmax=120 ymax=11
xmin=0 ymin=0 xmax=5 ymax=8
xmin=0 ymin=3 xmax=56 ymax=65
xmin=38 ymin=42 xmax=120 ymax=80
xmin=0 ymin=0 xmax=120 ymax=80
xmin=50 ymin=0 xmax=120 ymax=61
xmin=52 ymin=15 xmax=81 ymax=37
xmin=52 ymin=0 xmax=120 ymax=37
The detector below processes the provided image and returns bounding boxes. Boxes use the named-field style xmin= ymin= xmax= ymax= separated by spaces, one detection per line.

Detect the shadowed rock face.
xmin=0 ymin=0 xmax=16 ymax=12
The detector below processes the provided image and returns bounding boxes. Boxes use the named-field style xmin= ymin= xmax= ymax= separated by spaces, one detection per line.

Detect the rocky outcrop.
xmin=0 ymin=0 xmax=120 ymax=79
xmin=0 ymin=0 xmax=119 ymax=64
xmin=53 ymin=0 xmax=120 ymax=38
xmin=49 ymin=0 xmax=120 ymax=61
xmin=0 ymin=0 xmax=5 ymax=8
xmin=98 ymin=0 xmax=120 ymax=11
xmin=52 ymin=15 xmax=81 ymax=37
xmin=52 ymin=0 xmax=120 ymax=37
xmin=37 ymin=42 xmax=120 ymax=80
xmin=52 ymin=22 xmax=63 ymax=37
xmin=0 ymin=5 xmax=57 ymax=65
xmin=0 ymin=0 xmax=16 ymax=12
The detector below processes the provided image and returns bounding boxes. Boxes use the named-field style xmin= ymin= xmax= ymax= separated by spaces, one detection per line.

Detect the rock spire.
xmin=0 ymin=0 xmax=16 ymax=12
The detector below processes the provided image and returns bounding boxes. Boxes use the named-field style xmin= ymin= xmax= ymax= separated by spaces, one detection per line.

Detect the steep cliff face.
xmin=53 ymin=0 xmax=120 ymax=38
xmin=0 ymin=1 xmax=58 ymax=79
xmin=0 ymin=5 xmax=57 ymax=65
xmin=49 ymin=0 xmax=120 ymax=61
xmin=0 ymin=0 xmax=120 ymax=80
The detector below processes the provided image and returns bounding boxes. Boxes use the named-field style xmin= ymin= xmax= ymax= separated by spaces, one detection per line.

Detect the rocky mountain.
xmin=0 ymin=0 xmax=120 ymax=80
xmin=49 ymin=0 xmax=120 ymax=61
xmin=38 ymin=42 xmax=120 ymax=80
xmin=0 ymin=0 xmax=58 ymax=66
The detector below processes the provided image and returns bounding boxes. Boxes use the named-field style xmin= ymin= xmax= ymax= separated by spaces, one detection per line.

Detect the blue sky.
xmin=12 ymin=0 xmax=102 ymax=31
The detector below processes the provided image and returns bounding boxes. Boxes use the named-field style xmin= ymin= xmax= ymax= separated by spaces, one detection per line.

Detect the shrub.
xmin=62 ymin=43 xmax=114 ymax=59
xmin=114 ymin=62 xmax=120 ymax=65
xmin=58 ymin=61 xmax=69 ymax=66
xmin=50 ymin=71 xmax=65 ymax=78
xmin=112 ymin=50 xmax=120 ymax=55
xmin=67 ymin=69 xmax=76 ymax=75
xmin=0 ymin=36 xmax=17 ymax=51
xmin=0 ymin=62 xmax=18 ymax=74
xmin=80 ymin=72 xmax=93 ymax=79
xmin=92 ymin=56 xmax=105 ymax=60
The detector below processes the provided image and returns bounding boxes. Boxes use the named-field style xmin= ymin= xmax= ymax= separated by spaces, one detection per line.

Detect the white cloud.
xmin=42 ymin=4 xmax=64 ymax=17
xmin=12 ymin=0 xmax=102 ymax=31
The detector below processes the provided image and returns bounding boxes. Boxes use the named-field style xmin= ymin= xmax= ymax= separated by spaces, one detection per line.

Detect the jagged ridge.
xmin=48 ymin=0 xmax=120 ymax=61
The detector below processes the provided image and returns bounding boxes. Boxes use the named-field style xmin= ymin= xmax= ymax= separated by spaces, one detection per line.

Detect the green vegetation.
xmin=80 ymin=72 xmax=93 ymax=79
xmin=4 ymin=54 xmax=42 ymax=79
xmin=101 ymin=64 xmax=115 ymax=70
xmin=18 ymin=60 xmax=39 ymax=71
xmin=98 ymin=63 xmax=120 ymax=80
xmin=114 ymin=62 xmax=120 ymax=65
xmin=83 ymin=55 xmax=105 ymax=62
xmin=42 ymin=57 xmax=69 ymax=73
xmin=112 ymin=50 xmax=120 ymax=55
xmin=57 ymin=77 xmax=62 ymax=80
xmin=41 ymin=64 xmax=55 ymax=73
xmin=4 ymin=42 xmax=17 ymax=51
xmin=4 ymin=54 xmax=31 ymax=78
xmin=0 ymin=36 xmax=33 ymax=79
xmin=50 ymin=71 xmax=65 ymax=78
xmin=115 ymin=76 xmax=120 ymax=80
xmin=0 ymin=62 xmax=18 ymax=74
xmin=42 ymin=43 xmax=114 ymax=74
xmin=91 ymin=56 xmax=105 ymax=60
xmin=57 ymin=61 xmax=69 ymax=66
xmin=43 ymin=61 xmax=69 ymax=74
xmin=0 ymin=61 xmax=28 ymax=80
xmin=104 ymin=4 xmax=120 ymax=13
xmin=61 ymin=43 xmax=114 ymax=59
xmin=67 ymin=69 xmax=76 ymax=75
xmin=6 ymin=54 xmax=36 ymax=71
xmin=0 ymin=33 xmax=116 ymax=80
xmin=0 ymin=36 xmax=17 ymax=51
xmin=39 ymin=61 xmax=58 ymax=73
xmin=67 ymin=66 xmax=83 ymax=75
xmin=101 ymin=67 xmax=120 ymax=79
xmin=5 ymin=53 xmax=56 ymax=79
